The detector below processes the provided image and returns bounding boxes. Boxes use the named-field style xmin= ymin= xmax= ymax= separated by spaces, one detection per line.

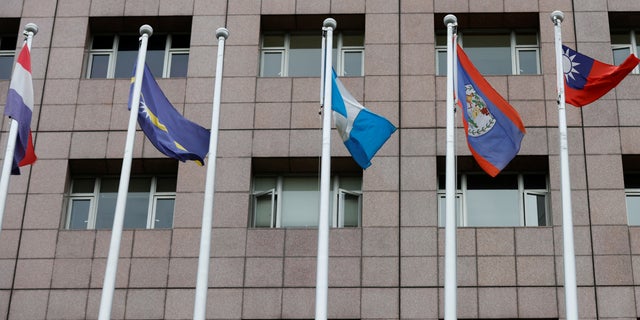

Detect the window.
xmin=436 ymin=30 xmax=540 ymax=76
xmin=65 ymin=159 xmax=178 ymax=230
xmin=250 ymin=157 xmax=362 ymax=228
xmin=260 ymin=32 xmax=363 ymax=77
xmin=260 ymin=14 xmax=365 ymax=77
xmin=611 ymin=30 xmax=640 ymax=73
xmin=0 ymin=34 xmax=18 ymax=80
xmin=87 ymin=16 xmax=191 ymax=79
xmin=624 ymin=172 xmax=640 ymax=225
xmin=436 ymin=156 xmax=550 ymax=227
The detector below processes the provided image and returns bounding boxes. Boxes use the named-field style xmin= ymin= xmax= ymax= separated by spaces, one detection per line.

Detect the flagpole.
xmin=551 ymin=10 xmax=579 ymax=320
xmin=443 ymin=14 xmax=458 ymax=320
xmin=193 ymin=27 xmax=229 ymax=320
xmin=315 ymin=17 xmax=336 ymax=320
xmin=98 ymin=24 xmax=152 ymax=320
xmin=0 ymin=23 xmax=38 ymax=238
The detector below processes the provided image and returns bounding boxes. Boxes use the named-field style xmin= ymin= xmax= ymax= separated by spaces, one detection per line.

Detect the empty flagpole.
xmin=551 ymin=11 xmax=579 ymax=320
xmin=193 ymin=27 xmax=229 ymax=320
xmin=98 ymin=24 xmax=152 ymax=320
xmin=315 ymin=17 xmax=336 ymax=320
xmin=443 ymin=14 xmax=458 ymax=320
xmin=0 ymin=23 xmax=38 ymax=238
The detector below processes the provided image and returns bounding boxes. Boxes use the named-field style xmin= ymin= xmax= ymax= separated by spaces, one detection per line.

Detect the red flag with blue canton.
xmin=456 ymin=44 xmax=525 ymax=177
xmin=563 ymin=45 xmax=640 ymax=107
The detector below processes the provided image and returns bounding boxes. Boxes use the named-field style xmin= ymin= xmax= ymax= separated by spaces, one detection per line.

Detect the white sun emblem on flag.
xmin=562 ymin=48 xmax=580 ymax=81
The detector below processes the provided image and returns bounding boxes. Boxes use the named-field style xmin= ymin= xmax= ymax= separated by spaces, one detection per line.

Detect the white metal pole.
xmin=315 ymin=17 xmax=336 ymax=320
xmin=193 ymin=27 xmax=229 ymax=320
xmin=551 ymin=10 xmax=579 ymax=320
xmin=0 ymin=23 xmax=38 ymax=238
xmin=443 ymin=14 xmax=458 ymax=320
xmin=98 ymin=24 xmax=153 ymax=320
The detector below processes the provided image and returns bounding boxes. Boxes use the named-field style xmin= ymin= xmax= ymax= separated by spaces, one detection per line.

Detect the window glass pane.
xmin=343 ymin=51 xmax=363 ymax=76
xmin=342 ymin=193 xmax=360 ymax=227
xmin=96 ymin=178 xmax=118 ymax=229
xmin=613 ymin=47 xmax=631 ymax=66
xmin=129 ymin=178 xmax=151 ymax=192
xmin=154 ymin=198 xmax=174 ymax=228
xmin=339 ymin=176 xmax=362 ymax=191
xmin=525 ymin=193 xmax=547 ymax=226
xmin=626 ymin=194 xmax=640 ymax=225
xmin=517 ymin=50 xmax=538 ymax=74
xmin=611 ymin=33 xmax=629 ymax=45
xmin=435 ymin=34 xmax=447 ymax=46
xmin=254 ymin=177 xmax=277 ymax=192
xmin=281 ymin=177 xmax=319 ymax=227
xmin=463 ymin=34 xmax=511 ymax=75
xmin=524 ymin=174 xmax=547 ymax=189
xmin=170 ymin=53 xmax=189 ymax=77
xmin=72 ymin=178 xmax=96 ymax=193
xmin=466 ymin=174 xmax=517 ymax=189
xmin=69 ymin=199 xmax=91 ymax=229
xmin=171 ymin=34 xmax=190 ymax=48
xmin=156 ymin=177 xmax=177 ymax=193
xmin=92 ymin=35 xmax=114 ymax=49
xmin=516 ymin=33 xmax=537 ymax=45
xmin=342 ymin=34 xmax=364 ymax=46
xmin=114 ymin=35 xmax=139 ymax=78
xmin=263 ymin=34 xmax=285 ymax=47
xmin=146 ymin=50 xmax=165 ymax=78
xmin=0 ymin=36 xmax=17 ymax=50
xmin=437 ymin=50 xmax=447 ymax=76
xmin=124 ymin=190 xmax=150 ymax=228
xmin=437 ymin=194 xmax=462 ymax=227
xmin=261 ymin=52 xmax=283 ymax=76
xmin=254 ymin=192 xmax=274 ymax=227
xmin=624 ymin=173 xmax=640 ymax=188
xmin=0 ymin=55 xmax=14 ymax=80
xmin=89 ymin=54 xmax=110 ymax=78
xmin=289 ymin=35 xmax=321 ymax=77
xmin=466 ymin=189 xmax=519 ymax=226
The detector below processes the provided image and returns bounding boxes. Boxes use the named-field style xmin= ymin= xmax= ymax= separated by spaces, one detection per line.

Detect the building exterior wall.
xmin=0 ymin=0 xmax=639 ymax=319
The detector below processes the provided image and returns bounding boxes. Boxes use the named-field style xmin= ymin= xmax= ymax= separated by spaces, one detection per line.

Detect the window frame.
xmin=250 ymin=175 xmax=362 ymax=228
xmin=611 ymin=30 xmax=640 ymax=74
xmin=437 ymin=173 xmax=550 ymax=227
xmin=86 ymin=33 xmax=189 ymax=79
xmin=259 ymin=32 xmax=364 ymax=77
xmin=65 ymin=175 xmax=176 ymax=229
xmin=435 ymin=30 xmax=541 ymax=76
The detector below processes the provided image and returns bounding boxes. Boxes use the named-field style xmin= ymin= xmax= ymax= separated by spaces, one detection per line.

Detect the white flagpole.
xmin=98 ymin=24 xmax=152 ymax=320
xmin=0 ymin=23 xmax=38 ymax=238
xmin=193 ymin=27 xmax=229 ymax=320
xmin=550 ymin=11 xmax=579 ymax=320
xmin=443 ymin=14 xmax=458 ymax=320
xmin=315 ymin=17 xmax=336 ymax=320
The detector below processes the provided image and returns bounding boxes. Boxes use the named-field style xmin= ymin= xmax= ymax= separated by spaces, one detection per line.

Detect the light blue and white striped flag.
xmin=331 ymin=70 xmax=396 ymax=169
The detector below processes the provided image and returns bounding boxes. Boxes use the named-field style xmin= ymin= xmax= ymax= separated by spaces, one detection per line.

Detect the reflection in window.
xmin=437 ymin=173 xmax=549 ymax=227
xmin=611 ymin=30 xmax=640 ymax=74
xmin=260 ymin=32 xmax=364 ymax=77
xmin=87 ymin=33 xmax=190 ymax=79
xmin=0 ymin=34 xmax=18 ymax=80
xmin=435 ymin=31 xmax=541 ymax=76
xmin=251 ymin=175 xmax=362 ymax=228
xmin=66 ymin=176 xmax=176 ymax=229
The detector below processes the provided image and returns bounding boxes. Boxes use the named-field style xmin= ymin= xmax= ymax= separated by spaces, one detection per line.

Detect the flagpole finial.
xmin=551 ymin=11 xmax=564 ymax=24
xmin=139 ymin=24 xmax=153 ymax=36
xmin=216 ymin=27 xmax=229 ymax=40
xmin=323 ymin=18 xmax=337 ymax=30
xmin=443 ymin=14 xmax=457 ymax=26
xmin=24 ymin=23 xmax=38 ymax=36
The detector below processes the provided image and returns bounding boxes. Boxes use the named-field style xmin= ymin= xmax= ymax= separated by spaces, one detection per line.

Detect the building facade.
xmin=1 ymin=0 xmax=640 ymax=319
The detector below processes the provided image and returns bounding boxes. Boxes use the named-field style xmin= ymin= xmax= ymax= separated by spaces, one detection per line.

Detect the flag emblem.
xmin=464 ymin=84 xmax=496 ymax=137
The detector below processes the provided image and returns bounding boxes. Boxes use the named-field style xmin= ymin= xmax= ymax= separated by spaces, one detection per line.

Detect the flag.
xmin=456 ymin=44 xmax=525 ymax=177
xmin=563 ymin=45 xmax=640 ymax=107
xmin=129 ymin=64 xmax=210 ymax=164
xmin=4 ymin=42 xmax=37 ymax=175
xmin=331 ymin=70 xmax=396 ymax=169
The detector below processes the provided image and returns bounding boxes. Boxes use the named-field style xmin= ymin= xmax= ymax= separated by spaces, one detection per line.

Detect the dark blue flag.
xmin=129 ymin=64 xmax=210 ymax=165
